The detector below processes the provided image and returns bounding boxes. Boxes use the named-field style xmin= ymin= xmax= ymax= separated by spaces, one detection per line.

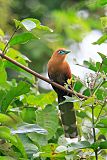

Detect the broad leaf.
xmin=18 ymin=134 xmax=38 ymax=157
xmin=21 ymin=18 xmax=40 ymax=31
xmin=36 ymin=104 xmax=59 ymax=139
xmin=99 ymin=140 xmax=107 ymax=149
xmin=96 ymin=118 xmax=107 ymax=128
xmin=9 ymin=32 xmax=36 ymax=46
xmin=0 ymin=113 xmax=18 ymax=127
xmin=11 ymin=123 xmax=47 ymax=135
xmin=0 ymin=126 xmax=17 ymax=146
xmin=28 ymin=132 xmax=48 ymax=146
xmin=68 ymin=141 xmax=91 ymax=152
xmin=82 ymin=96 xmax=95 ymax=107
xmin=1 ymin=81 xmax=30 ymax=113
xmin=27 ymin=91 xmax=56 ymax=108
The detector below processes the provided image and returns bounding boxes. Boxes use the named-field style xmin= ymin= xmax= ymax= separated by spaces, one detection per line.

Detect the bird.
xmin=47 ymin=48 xmax=78 ymax=138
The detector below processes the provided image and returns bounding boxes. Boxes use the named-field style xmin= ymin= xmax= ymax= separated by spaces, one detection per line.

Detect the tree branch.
xmin=0 ymin=51 xmax=88 ymax=100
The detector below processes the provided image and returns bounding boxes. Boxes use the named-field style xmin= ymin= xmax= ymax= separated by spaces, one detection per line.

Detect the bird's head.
xmin=52 ymin=48 xmax=71 ymax=62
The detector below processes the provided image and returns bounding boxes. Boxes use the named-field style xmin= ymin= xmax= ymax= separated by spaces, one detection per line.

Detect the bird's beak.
xmin=65 ymin=50 xmax=71 ymax=54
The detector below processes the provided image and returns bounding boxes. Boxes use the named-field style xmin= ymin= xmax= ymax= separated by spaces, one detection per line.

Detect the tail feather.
xmin=58 ymin=95 xmax=78 ymax=138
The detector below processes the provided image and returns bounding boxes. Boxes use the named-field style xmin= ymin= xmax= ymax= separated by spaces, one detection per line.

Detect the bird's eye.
xmin=58 ymin=50 xmax=65 ymax=54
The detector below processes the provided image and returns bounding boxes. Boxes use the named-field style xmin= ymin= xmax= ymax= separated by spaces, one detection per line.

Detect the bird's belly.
xmin=50 ymin=72 xmax=65 ymax=86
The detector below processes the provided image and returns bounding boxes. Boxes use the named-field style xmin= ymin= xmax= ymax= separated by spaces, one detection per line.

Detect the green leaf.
xmin=68 ymin=141 xmax=91 ymax=152
xmin=96 ymin=118 xmax=107 ymax=128
xmin=21 ymin=18 xmax=53 ymax=32
xmin=13 ymin=19 xmax=21 ymax=28
xmin=4 ymin=48 xmax=28 ymax=71
xmin=21 ymin=108 xmax=36 ymax=123
xmin=1 ymin=81 xmax=30 ymax=113
xmin=9 ymin=32 xmax=36 ymax=46
xmin=92 ymin=34 xmax=107 ymax=45
xmin=82 ymin=96 xmax=95 ymax=107
xmin=27 ymin=91 xmax=56 ymax=108
xmin=83 ymin=88 xmax=90 ymax=96
xmin=83 ymin=60 xmax=97 ymax=72
xmin=28 ymin=132 xmax=48 ymax=146
xmin=38 ymin=143 xmax=66 ymax=159
xmin=37 ymin=25 xmax=53 ymax=32
xmin=0 ymin=60 xmax=7 ymax=84
xmin=11 ymin=123 xmax=47 ymax=135
xmin=0 ymin=156 xmax=15 ymax=160
xmin=0 ymin=113 xmax=18 ymax=127
xmin=101 ymin=17 xmax=107 ymax=31
xmin=18 ymin=134 xmax=38 ymax=157
xmin=36 ymin=104 xmax=59 ymax=140
xmin=0 ymin=126 xmax=17 ymax=146
xmin=55 ymin=145 xmax=67 ymax=153
xmin=74 ymin=80 xmax=83 ymax=92
xmin=99 ymin=140 xmax=107 ymax=149
xmin=21 ymin=18 xmax=40 ymax=31
xmin=0 ymin=28 xmax=4 ymax=36
xmin=97 ymin=52 xmax=106 ymax=60
xmin=60 ymin=96 xmax=79 ymax=105
xmin=95 ymin=88 xmax=104 ymax=100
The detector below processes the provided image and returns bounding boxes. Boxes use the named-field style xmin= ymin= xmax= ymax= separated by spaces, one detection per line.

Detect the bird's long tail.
xmin=58 ymin=95 xmax=78 ymax=138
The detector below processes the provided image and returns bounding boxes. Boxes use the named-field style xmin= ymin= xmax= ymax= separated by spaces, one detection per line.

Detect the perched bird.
xmin=48 ymin=48 xmax=78 ymax=138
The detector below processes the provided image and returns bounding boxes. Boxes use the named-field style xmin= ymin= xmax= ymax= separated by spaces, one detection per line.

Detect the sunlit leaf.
xmin=55 ymin=146 xmax=67 ymax=153
xmin=0 ymin=126 xmax=17 ymax=145
xmin=0 ymin=28 xmax=4 ymax=36
xmin=101 ymin=17 xmax=107 ymax=31
xmin=0 ymin=113 xmax=18 ymax=127
xmin=68 ymin=141 xmax=91 ymax=152
xmin=37 ymin=25 xmax=53 ymax=32
xmin=60 ymin=96 xmax=79 ymax=105
xmin=92 ymin=34 xmax=107 ymax=45
xmin=11 ymin=123 xmax=47 ymax=135
xmin=27 ymin=91 xmax=56 ymax=108
xmin=21 ymin=18 xmax=39 ymax=31
xmin=13 ymin=19 xmax=21 ymax=28
xmin=0 ymin=156 xmax=15 ymax=160
xmin=82 ymin=96 xmax=95 ymax=107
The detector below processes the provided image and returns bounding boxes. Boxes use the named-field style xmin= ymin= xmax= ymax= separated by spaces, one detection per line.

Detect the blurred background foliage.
xmin=0 ymin=0 xmax=106 ymax=73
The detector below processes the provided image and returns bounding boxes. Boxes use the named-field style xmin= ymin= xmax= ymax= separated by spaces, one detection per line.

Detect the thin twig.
xmin=2 ymin=26 xmax=19 ymax=54
xmin=0 ymin=51 xmax=88 ymax=100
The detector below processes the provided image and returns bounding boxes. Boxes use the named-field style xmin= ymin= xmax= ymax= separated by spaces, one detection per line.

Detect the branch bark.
xmin=0 ymin=51 xmax=88 ymax=100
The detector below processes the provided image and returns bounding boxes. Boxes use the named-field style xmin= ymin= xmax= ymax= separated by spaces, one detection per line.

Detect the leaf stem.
xmin=91 ymin=105 xmax=98 ymax=160
xmin=2 ymin=26 xmax=19 ymax=54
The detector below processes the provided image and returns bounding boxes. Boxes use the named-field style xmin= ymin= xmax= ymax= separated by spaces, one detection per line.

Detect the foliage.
xmin=1 ymin=4 xmax=107 ymax=160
